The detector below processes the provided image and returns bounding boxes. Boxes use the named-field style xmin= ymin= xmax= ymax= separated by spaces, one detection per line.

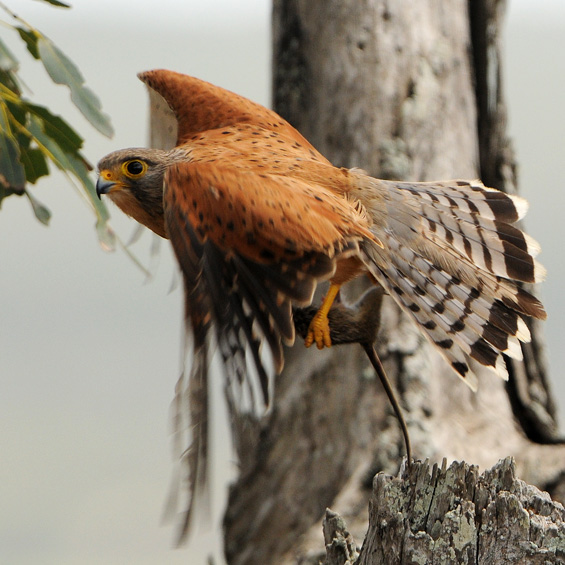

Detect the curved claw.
xmin=305 ymin=310 xmax=332 ymax=349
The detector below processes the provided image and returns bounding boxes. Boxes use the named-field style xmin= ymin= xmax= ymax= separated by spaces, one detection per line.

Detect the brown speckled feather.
xmin=166 ymin=159 xmax=372 ymax=261
xmin=139 ymin=70 xmax=323 ymax=154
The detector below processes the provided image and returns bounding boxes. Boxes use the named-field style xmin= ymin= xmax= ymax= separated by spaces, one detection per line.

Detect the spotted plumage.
xmin=96 ymin=69 xmax=546 ymax=537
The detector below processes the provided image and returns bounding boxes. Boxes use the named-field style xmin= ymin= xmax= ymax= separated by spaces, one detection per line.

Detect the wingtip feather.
xmin=509 ymin=194 xmax=529 ymax=221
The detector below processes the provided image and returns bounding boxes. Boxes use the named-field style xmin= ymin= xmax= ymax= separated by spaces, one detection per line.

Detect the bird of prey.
xmin=96 ymin=69 xmax=546 ymax=536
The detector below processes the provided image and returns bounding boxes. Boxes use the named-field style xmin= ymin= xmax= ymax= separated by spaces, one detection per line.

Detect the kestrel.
xmin=96 ymin=69 xmax=546 ymax=535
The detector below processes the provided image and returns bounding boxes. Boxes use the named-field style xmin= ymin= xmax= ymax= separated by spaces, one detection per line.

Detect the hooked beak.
xmin=96 ymin=177 xmax=116 ymax=199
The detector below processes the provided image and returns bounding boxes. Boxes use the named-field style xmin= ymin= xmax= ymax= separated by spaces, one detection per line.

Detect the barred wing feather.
xmin=354 ymin=176 xmax=546 ymax=389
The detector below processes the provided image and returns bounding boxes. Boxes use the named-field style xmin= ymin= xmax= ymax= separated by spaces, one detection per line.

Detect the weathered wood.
xmin=324 ymin=458 xmax=565 ymax=564
xmin=323 ymin=509 xmax=359 ymax=565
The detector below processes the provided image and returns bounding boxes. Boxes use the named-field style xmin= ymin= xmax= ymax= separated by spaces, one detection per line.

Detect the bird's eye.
xmin=122 ymin=159 xmax=147 ymax=178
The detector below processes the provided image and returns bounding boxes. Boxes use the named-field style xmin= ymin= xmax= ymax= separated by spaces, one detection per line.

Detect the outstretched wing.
xmin=138 ymin=69 xmax=321 ymax=152
xmin=163 ymin=158 xmax=370 ymax=538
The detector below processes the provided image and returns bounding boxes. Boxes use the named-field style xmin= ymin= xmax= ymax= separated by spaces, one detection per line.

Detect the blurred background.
xmin=1 ymin=1 xmax=563 ymax=563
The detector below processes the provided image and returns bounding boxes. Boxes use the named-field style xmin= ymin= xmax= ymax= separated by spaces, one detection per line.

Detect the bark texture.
xmin=328 ymin=458 xmax=565 ymax=564
xmin=221 ymin=1 xmax=564 ymax=564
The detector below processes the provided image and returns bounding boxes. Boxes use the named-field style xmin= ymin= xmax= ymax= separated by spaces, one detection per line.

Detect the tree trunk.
xmin=328 ymin=458 xmax=565 ymax=565
xmin=222 ymin=1 xmax=565 ymax=564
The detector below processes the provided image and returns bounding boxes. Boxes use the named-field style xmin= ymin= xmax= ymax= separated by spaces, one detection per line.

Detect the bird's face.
xmin=96 ymin=148 xmax=171 ymax=238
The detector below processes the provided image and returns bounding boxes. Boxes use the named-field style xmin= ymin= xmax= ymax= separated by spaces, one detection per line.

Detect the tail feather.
xmin=383 ymin=181 xmax=546 ymax=285
xmin=354 ymin=175 xmax=546 ymax=387
xmin=366 ymin=256 xmax=480 ymax=389
xmin=395 ymin=179 xmax=528 ymax=223
xmin=417 ymin=198 xmax=542 ymax=259
xmin=373 ymin=238 xmax=513 ymax=379
xmin=416 ymin=256 xmax=533 ymax=342
xmin=387 ymin=236 xmax=524 ymax=362
xmin=416 ymin=200 xmax=545 ymax=284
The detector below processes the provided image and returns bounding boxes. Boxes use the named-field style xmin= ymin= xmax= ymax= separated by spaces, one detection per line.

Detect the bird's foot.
xmin=304 ymin=283 xmax=341 ymax=349
xmin=304 ymin=310 xmax=332 ymax=349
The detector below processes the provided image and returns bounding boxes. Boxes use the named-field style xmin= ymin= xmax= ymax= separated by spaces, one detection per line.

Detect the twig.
xmin=361 ymin=342 xmax=412 ymax=465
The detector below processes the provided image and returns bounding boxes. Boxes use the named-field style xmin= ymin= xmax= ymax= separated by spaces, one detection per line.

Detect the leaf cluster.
xmin=0 ymin=0 xmax=114 ymax=247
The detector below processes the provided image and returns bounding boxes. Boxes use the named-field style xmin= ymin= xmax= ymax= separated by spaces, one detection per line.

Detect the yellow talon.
xmin=304 ymin=283 xmax=341 ymax=349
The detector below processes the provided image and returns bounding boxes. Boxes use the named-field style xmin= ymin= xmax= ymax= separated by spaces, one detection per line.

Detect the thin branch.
xmin=362 ymin=342 xmax=412 ymax=465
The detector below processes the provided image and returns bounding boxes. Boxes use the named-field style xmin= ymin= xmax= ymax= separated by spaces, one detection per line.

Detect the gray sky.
xmin=1 ymin=1 xmax=563 ymax=564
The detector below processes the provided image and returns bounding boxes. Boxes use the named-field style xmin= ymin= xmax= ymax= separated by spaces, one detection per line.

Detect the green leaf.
xmin=15 ymin=125 xmax=31 ymax=152
xmin=96 ymin=218 xmax=116 ymax=251
xmin=25 ymin=116 xmax=113 ymax=244
xmin=25 ymin=102 xmax=84 ymax=153
xmin=0 ymin=127 xmax=25 ymax=191
xmin=27 ymin=114 xmax=72 ymax=171
xmin=65 ymin=153 xmax=115 ymax=249
xmin=69 ymin=84 xmax=113 ymax=137
xmin=37 ymin=36 xmax=82 ymax=84
xmin=35 ymin=0 xmax=71 ymax=7
xmin=0 ymin=69 xmax=21 ymax=95
xmin=19 ymin=146 xmax=49 ymax=184
xmin=0 ymin=37 xmax=18 ymax=71
xmin=0 ymin=184 xmax=9 ymax=207
xmin=67 ymin=154 xmax=115 ymax=250
xmin=25 ymin=189 xmax=51 ymax=225
xmin=36 ymin=36 xmax=113 ymax=137
xmin=4 ymin=97 xmax=27 ymax=125
xmin=16 ymin=27 xmax=40 ymax=60
xmin=66 ymin=153 xmax=109 ymax=222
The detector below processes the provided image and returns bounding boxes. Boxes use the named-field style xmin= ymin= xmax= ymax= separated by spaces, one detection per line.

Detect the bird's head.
xmin=96 ymin=147 xmax=172 ymax=238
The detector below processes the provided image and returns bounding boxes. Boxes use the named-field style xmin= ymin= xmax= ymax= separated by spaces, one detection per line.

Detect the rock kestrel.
xmin=96 ymin=69 xmax=546 ymax=535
